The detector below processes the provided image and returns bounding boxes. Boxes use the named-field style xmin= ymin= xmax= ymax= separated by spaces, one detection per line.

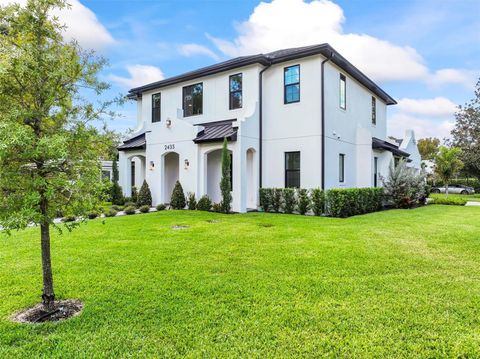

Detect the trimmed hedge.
xmin=430 ymin=196 xmax=467 ymax=206
xmin=259 ymin=187 xmax=383 ymax=218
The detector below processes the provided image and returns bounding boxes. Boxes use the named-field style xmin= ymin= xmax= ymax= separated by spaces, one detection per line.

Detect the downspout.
xmin=321 ymin=52 xmax=334 ymax=190
xmin=259 ymin=62 xmax=271 ymax=189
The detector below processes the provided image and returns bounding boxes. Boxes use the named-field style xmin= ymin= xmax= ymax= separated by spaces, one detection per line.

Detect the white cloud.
xmin=428 ymin=69 xmax=475 ymax=89
xmin=177 ymin=43 xmax=220 ymax=61
xmin=0 ymin=0 xmax=114 ymax=50
xmin=388 ymin=113 xmax=454 ymax=140
xmin=208 ymin=0 xmax=471 ymax=85
xmin=108 ymin=65 xmax=164 ymax=89
xmin=396 ymin=97 xmax=458 ymax=117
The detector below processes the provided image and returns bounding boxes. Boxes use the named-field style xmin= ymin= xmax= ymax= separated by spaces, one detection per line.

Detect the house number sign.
xmin=164 ymin=144 xmax=175 ymax=151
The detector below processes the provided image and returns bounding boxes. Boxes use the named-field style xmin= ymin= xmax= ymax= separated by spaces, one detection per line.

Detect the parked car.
xmin=431 ymin=184 xmax=475 ymax=195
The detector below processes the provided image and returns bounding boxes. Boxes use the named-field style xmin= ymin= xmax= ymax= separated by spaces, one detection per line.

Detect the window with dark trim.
xmin=131 ymin=161 xmax=135 ymax=187
xmin=229 ymin=73 xmax=242 ymax=110
xmin=371 ymin=96 xmax=376 ymax=125
xmin=152 ymin=93 xmax=161 ymax=123
xmin=339 ymin=154 xmax=345 ymax=183
xmin=284 ymin=65 xmax=300 ymax=104
xmin=183 ymin=83 xmax=203 ymax=117
xmin=339 ymin=74 xmax=346 ymax=110
xmin=373 ymin=156 xmax=378 ymax=187
xmin=285 ymin=151 xmax=300 ymax=188
xmin=229 ymin=153 xmax=233 ymax=191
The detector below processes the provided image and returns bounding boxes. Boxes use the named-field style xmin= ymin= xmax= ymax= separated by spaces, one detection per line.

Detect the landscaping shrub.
xmin=110 ymin=182 xmax=124 ymax=206
xmin=156 ymin=204 xmax=166 ymax=211
xmin=124 ymin=206 xmax=136 ymax=215
xmin=137 ymin=180 xmax=152 ymax=207
xmin=196 ymin=195 xmax=212 ymax=211
xmin=61 ymin=215 xmax=76 ymax=223
xmin=430 ymin=196 xmax=467 ymax=206
xmin=271 ymin=188 xmax=282 ymax=213
xmin=212 ymin=203 xmax=222 ymax=213
xmin=111 ymin=205 xmax=124 ymax=211
xmin=259 ymin=188 xmax=273 ymax=212
xmin=170 ymin=180 xmax=186 ymax=209
xmin=87 ymin=211 xmax=99 ymax=219
xmin=219 ymin=138 xmax=232 ymax=213
xmin=382 ymin=160 xmax=426 ymax=208
xmin=297 ymin=188 xmax=310 ymax=215
xmin=139 ymin=205 xmax=150 ymax=213
xmin=311 ymin=188 xmax=325 ymax=216
xmin=187 ymin=192 xmax=197 ymax=210
xmin=282 ymin=188 xmax=296 ymax=214
xmin=131 ymin=186 xmax=138 ymax=204
xmin=105 ymin=209 xmax=118 ymax=217
xmin=325 ymin=188 xmax=383 ymax=218
xmin=124 ymin=201 xmax=135 ymax=208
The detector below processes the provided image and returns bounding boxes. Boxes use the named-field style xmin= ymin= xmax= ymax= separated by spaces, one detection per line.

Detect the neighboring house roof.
xmin=193 ymin=120 xmax=238 ymax=144
xmin=118 ymin=132 xmax=146 ymax=151
xmin=128 ymin=43 xmax=396 ymax=105
xmin=388 ymin=136 xmax=403 ymax=146
xmin=372 ymin=137 xmax=410 ymax=158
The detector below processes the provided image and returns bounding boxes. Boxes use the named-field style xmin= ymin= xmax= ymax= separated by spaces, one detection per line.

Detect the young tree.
xmin=434 ymin=146 xmax=464 ymax=196
xmin=451 ymin=78 xmax=480 ymax=180
xmin=219 ymin=137 xmax=232 ymax=213
xmin=417 ymin=137 xmax=440 ymax=160
xmin=0 ymin=0 xmax=115 ymax=311
xmin=170 ymin=180 xmax=186 ymax=209
xmin=137 ymin=180 xmax=152 ymax=207
xmin=110 ymin=160 xmax=124 ymax=205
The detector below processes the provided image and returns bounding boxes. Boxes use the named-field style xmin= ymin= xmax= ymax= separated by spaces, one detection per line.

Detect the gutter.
xmin=321 ymin=52 xmax=334 ymax=190
xmin=259 ymin=62 xmax=271 ymax=189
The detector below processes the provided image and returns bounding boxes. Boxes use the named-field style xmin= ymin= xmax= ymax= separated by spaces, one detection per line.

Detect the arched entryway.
xmin=163 ymin=152 xmax=179 ymax=203
xmin=246 ymin=148 xmax=257 ymax=209
xmin=206 ymin=148 xmax=232 ymax=204
xmin=126 ymin=155 xmax=146 ymax=196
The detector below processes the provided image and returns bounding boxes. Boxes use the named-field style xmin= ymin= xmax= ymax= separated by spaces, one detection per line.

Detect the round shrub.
xmin=212 ymin=203 xmax=222 ymax=213
xmin=61 ymin=215 xmax=76 ymax=223
xmin=105 ymin=208 xmax=118 ymax=217
xmin=156 ymin=204 xmax=166 ymax=211
xmin=124 ymin=201 xmax=136 ymax=208
xmin=111 ymin=205 xmax=124 ymax=211
xmin=124 ymin=206 xmax=136 ymax=215
xmin=87 ymin=211 xmax=99 ymax=219
xmin=139 ymin=205 xmax=150 ymax=213
xmin=196 ymin=195 xmax=212 ymax=211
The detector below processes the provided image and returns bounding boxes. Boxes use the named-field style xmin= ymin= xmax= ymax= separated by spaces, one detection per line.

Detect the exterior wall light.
xmin=184 ymin=159 xmax=190 ymax=169
xmin=149 ymin=161 xmax=155 ymax=170
xmin=166 ymin=119 xmax=172 ymax=128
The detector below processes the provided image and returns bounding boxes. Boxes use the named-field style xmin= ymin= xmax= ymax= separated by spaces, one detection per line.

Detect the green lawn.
xmin=430 ymin=193 xmax=480 ymax=202
xmin=1 ymin=206 xmax=480 ymax=357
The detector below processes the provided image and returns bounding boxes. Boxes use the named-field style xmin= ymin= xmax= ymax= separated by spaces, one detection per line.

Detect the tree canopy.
xmin=434 ymin=146 xmax=464 ymax=196
xmin=417 ymin=137 xmax=440 ymax=160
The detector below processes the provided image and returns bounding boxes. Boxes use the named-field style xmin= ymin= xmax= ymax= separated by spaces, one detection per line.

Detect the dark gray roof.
xmin=128 ymin=43 xmax=396 ymax=105
xmin=193 ymin=120 xmax=237 ymax=144
xmin=118 ymin=132 xmax=146 ymax=151
xmin=372 ymin=137 xmax=410 ymax=157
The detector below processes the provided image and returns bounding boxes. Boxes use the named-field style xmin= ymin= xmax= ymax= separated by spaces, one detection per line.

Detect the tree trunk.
xmin=40 ymin=222 xmax=55 ymax=311
xmin=445 ymin=183 xmax=449 ymax=197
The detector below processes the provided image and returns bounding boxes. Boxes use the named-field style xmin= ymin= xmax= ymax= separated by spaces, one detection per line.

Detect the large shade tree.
xmin=417 ymin=137 xmax=440 ymax=161
xmin=451 ymin=78 xmax=480 ymax=180
xmin=0 ymin=0 xmax=115 ymax=311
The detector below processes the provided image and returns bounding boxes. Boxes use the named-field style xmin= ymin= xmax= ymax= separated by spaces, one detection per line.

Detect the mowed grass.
xmin=1 ymin=206 xmax=480 ymax=357
xmin=430 ymin=192 xmax=480 ymax=202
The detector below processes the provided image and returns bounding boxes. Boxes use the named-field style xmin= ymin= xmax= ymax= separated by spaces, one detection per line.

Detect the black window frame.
xmin=229 ymin=73 xmax=243 ymax=110
xmin=373 ymin=156 xmax=378 ymax=187
xmin=339 ymin=154 xmax=345 ymax=183
xmin=339 ymin=74 xmax=346 ymax=110
xmin=152 ymin=92 xmax=161 ymax=123
xmin=183 ymin=82 xmax=203 ymax=117
xmin=284 ymin=65 xmax=300 ymax=104
xmin=371 ymin=96 xmax=376 ymax=125
xmin=285 ymin=151 xmax=301 ymax=188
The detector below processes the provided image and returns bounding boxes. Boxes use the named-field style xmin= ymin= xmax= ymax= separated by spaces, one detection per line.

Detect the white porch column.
xmin=118 ymin=151 xmax=132 ymax=197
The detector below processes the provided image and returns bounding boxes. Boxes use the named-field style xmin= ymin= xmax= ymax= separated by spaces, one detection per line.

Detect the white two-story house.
xmin=118 ymin=43 xmax=414 ymax=212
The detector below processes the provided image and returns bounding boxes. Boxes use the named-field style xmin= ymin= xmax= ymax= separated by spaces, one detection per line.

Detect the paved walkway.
xmin=466 ymin=201 xmax=480 ymax=206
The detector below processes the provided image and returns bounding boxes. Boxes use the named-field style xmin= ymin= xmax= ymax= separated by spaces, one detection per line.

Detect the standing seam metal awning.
xmin=372 ymin=137 xmax=410 ymax=158
xmin=193 ymin=120 xmax=238 ymax=144
xmin=118 ymin=132 xmax=146 ymax=151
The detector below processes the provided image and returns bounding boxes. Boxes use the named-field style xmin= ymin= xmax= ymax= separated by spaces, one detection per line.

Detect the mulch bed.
xmin=11 ymin=299 xmax=83 ymax=324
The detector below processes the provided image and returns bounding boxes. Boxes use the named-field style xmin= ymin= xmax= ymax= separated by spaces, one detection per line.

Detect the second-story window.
xmin=152 ymin=93 xmax=161 ymax=123
xmin=371 ymin=96 xmax=376 ymax=125
xmin=340 ymin=74 xmax=346 ymax=110
xmin=284 ymin=65 xmax=300 ymax=104
xmin=183 ymin=83 xmax=203 ymax=117
xmin=229 ymin=73 xmax=242 ymax=110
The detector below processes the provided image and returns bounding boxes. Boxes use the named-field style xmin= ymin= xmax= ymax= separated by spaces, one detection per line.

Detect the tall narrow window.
xmin=339 ymin=74 xmax=346 ymax=110
xmin=374 ymin=157 xmax=378 ymax=187
xmin=284 ymin=65 xmax=300 ymax=104
xmin=229 ymin=153 xmax=233 ymax=191
xmin=371 ymin=96 xmax=376 ymax=125
xmin=285 ymin=152 xmax=300 ymax=188
xmin=229 ymin=73 xmax=242 ymax=110
xmin=131 ymin=161 xmax=135 ymax=187
xmin=339 ymin=154 xmax=345 ymax=183
xmin=152 ymin=93 xmax=161 ymax=123
xmin=183 ymin=83 xmax=203 ymax=117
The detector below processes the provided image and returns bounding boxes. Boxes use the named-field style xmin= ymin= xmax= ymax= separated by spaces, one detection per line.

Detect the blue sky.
xmin=28 ymin=0 xmax=480 ymax=139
